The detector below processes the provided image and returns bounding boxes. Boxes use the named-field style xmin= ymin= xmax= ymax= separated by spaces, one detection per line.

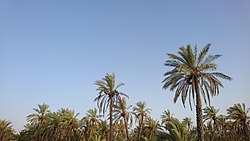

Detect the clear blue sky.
xmin=1 ymin=1 xmax=250 ymax=131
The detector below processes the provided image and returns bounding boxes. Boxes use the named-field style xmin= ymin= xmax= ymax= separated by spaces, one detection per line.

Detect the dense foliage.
xmin=1 ymin=103 xmax=249 ymax=141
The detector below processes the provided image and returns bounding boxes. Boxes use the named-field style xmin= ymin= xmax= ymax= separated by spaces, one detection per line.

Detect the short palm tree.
xmin=162 ymin=117 xmax=189 ymax=141
xmin=162 ymin=44 xmax=232 ymax=141
xmin=227 ymin=103 xmax=250 ymax=140
xmin=45 ymin=112 xmax=63 ymax=141
xmin=144 ymin=118 xmax=161 ymax=140
xmin=133 ymin=101 xmax=151 ymax=140
xmin=82 ymin=108 xmax=103 ymax=140
xmin=27 ymin=103 xmax=50 ymax=140
xmin=27 ymin=103 xmax=50 ymax=126
xmin=0 ymin=119 xmax=15 ymax=141
xmin=182 ymin=117 xmax=193 ymax=132
xmin=161 ymin=110 xmax=174 ymax=124
xmin=113 ymin=98 xmax=133 ymax=140
xmin=94 ymin=73 xmax=128 ymax=141
xmin=58 ymin=108 xmax=80 ymax=141
xmin=203 ymin=106 xmax=220 ymax=140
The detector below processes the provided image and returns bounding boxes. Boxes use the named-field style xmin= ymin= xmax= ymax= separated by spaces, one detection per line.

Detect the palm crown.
xmin=162 ymin=44 xmax=232 ymax=109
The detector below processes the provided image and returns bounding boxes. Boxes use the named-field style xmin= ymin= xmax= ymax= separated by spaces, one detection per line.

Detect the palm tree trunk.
xmin=243 ymin=123 xmax=248 ymax=141
xmin=123 ymin=115 xmax=129 ymax=140
xmin=109 ymin=95 xmax=113 ymax=141
xmin=195 ymin=77 xmax=204 ymax=141
xmin=138 ymin=115 xmax=143 ymax=141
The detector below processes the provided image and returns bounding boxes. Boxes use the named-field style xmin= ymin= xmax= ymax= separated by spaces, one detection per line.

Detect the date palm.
xmin=133 ymin=101 xmax=151 ymax=141
xmin=162 ymin=117 xmax=189 ymax=141
xmin=182 ymin=117 xmax=193 ymax=132
xmin=203 ymin=106 xmax=220 ymax=140
xmin=113 ymin=98 xmax=133 ymax=140
xmin=94 ymin=73 xmax=128 ymax=141
xmin=27 ymin=103 xmax=50 ymax=126
xmin=58 ymin=108 xmax=80 ymax=141
xmin=227 ymin=103 xmax=250 ymax=140
xmin=161 ymin=110 xmax=174 ymax=125
xmin=98 ymin=120 xmax=109 ymax=141
xmin=162 ymin=44 xmax=232 ymax=141
xmin=0 ymin=119 xmax=15 ymax=141
xmin=144 ymin=118 xmax=161 ymax=140
xmin=82 ymin=108 xmax=103 ymax=140
xmin=27 ymin=103 xmax=50 ymax=140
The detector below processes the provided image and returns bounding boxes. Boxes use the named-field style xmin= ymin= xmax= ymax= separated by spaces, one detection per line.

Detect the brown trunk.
xmin=138 ymin=115 xmax=143 ymax=141
xmin=123 ymin=114 xmax=129 ymax=140
xmin=109 ymin=95 xmax=113 ymax=141
xmin=195 ymin=76 xmax=204 ymax=141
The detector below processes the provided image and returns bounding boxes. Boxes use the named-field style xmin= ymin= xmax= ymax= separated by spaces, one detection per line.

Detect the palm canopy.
xmin=203 ymin=106 xmax=220 ymax=125
xmin=227 ymin=103 xmax=250 ymax=140
xmin=162 ymin=44 xmax=232 ymax=109
xmin=133 ymin=101 xmax=151 ymax=125
xmin=113 ymin=98 xmax=133 ymax=124
xmin=94 ymin=73 xmax=128 ymax=114
xmin=227 ymin=103 xmax=250 ymax=121
xmin=0 ymin=119 xmax=15 ymax=141
xmin=27 ymin=103 xmax=50 ymax=125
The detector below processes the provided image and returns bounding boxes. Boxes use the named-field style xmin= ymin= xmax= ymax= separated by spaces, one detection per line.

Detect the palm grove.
xmin=1 ymin=44 xmax=250 ymax=141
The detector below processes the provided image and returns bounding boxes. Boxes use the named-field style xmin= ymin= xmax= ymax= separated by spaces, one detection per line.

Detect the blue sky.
xmin=0 ymin=1 xmax=250 ymax=131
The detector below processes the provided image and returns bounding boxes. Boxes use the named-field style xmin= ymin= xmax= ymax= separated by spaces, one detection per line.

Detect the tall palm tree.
xmin=227 ymin=103 xmax=250 ymax=140
xmin=94 ymin=73 xmax=128 ymax=141
xmin=0 ymin=119 xmax=15 ymax=141
xmin=133 ymin=101 xmax=151 ymax=140
xmin=162 ymin=44 xmax=232 ymax=141
xmin=113 ymin=98 xmax=133 ymax=140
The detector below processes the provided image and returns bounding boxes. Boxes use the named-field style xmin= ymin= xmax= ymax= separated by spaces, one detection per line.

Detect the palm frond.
xmin=167 ymin=53 xmax=186 ymax=63
xmin=211 ymin=72 xmax=232 ymax=81
xmin=197 ymin=43 xmax=211 ymax=65
xmin=164 ymin=60 xmax=181 ymax=67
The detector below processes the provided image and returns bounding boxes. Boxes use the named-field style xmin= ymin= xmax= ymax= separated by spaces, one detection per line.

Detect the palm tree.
xmin=227 ymin=103 xmax=250 ymax=140
xmin=27 ymin=103 xmax=50 ymax=140
xmin=82 ymin=108 xmax=103 ymax=140
xmin=203 ymin=106 xmax=220 ymax=140
xmin=133 ymin=101 xmax=151 ymax=140
xmin=98 ymin=120 xmax=109 ymax=141
xmin=143 ymin=118 xmax=161 ymax=140
xmin=162 ymin=44 xmax=232 ymax=141
xmin=161 ymin=110 xmax=174 ymax=125
xmin=0 ymin=119 xmax=15 ymax=141
xmin=113 ymin=98 xmax=133 ymax=140
xmin=161 ymin=117 xmax=189 ymax=141
xmin=45 ymin=112 xmax=63 ymax=141
xmin=94 ymin=73 xmax=128 ymax=141
xmin=27 ymin=103 xmax=50 ymax=126
xmin=58 ymin=108 xmax=80 ymax=141
xmin=182 ymin=117 xmax=193 ymax=132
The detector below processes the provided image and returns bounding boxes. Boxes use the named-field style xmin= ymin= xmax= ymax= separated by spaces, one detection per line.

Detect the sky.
xmin=0 ymin=1 xmax=250 ymax=131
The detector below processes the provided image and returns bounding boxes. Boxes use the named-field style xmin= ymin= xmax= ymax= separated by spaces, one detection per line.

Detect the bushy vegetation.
xmin=1 ymin=102 xmax=249 ymax=141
